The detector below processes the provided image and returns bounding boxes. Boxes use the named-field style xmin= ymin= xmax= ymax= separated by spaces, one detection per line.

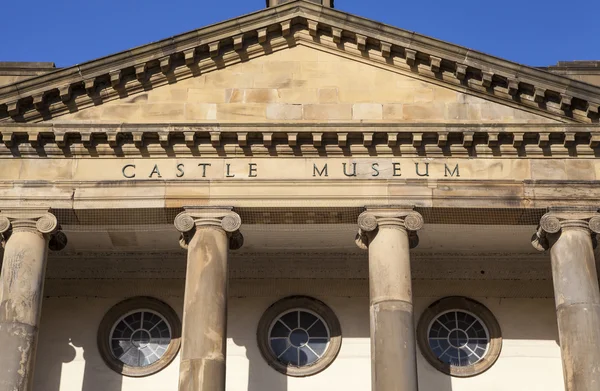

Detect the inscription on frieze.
xmin=120 ymin=160 xmax=461 ymax=179
xmin=3 ymin=158 xmax=544 ymax=181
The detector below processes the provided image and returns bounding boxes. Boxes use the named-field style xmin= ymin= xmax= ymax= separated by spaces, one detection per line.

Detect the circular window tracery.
xmin=98 ymin=297 xmax=181 ymax=377
xmin=428 ymin=310 xmax=489 ymax=367
xmin=268 ymin=309 xmax=330 ymax=367
xmin=258 ymin=296 xmax=342 ymax=377
xmin=110 ymin=309 xmax=172 ymax=367
xmin=417 ymin=297 xmax=502 ymax=377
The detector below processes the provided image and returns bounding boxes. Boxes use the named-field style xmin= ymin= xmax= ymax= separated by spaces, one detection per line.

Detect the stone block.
xmin=531 ymin=160 xmax=567 ymax=180
xmin=413 ymin=89 xmax=434 ymax=103
xmin=433 ymin=88 xmax=459 ymax=102
xmin=101 ymin=104 xmax=143 ymax=121
xmin=445 ymin=103 xmax=468 ymax=120
xmin=228 ymin=89 xmax=279 ymax=104
xmin=279 ymin=88 xmax=318 ymax=104
xmin=264 ymin=61 xmax=301 ymax=74
xmin=253 ymin=73 xmax=294 ymax=89
xmin=467 ymin=104 xmax=482 ymax=121
xmin=238 ymin=61 xmax=264 ymax=74
xmin=383 ymin=104 xmax=404 ymax=120
xmin=565 ymin=160 xmax=596 ymax=180
xmin=479 ymin=103 xmax=515 ymax=120
xmin=337 ymin=89 xmax=375 ymax=104
xmin=266 ymin=104 xmax=303 ymax=120
xmin=216 ymin=103 xmax=266 ymax=120
xmin=402 ymin=103 xmax=446 ymax=120
xmin=19 ymin=159 xmax=74 ymax=180
xmin=147 ymin=88 xmax=188 ymax=103
xmin=185 ymin=103 xmax=217 ymax=120
xmin=204 ymin=72 xmax=253 ymax=89
xmin=353 ymin=103 xmax=383 ymax=120
xmin=303 ymin=104 xmax=352 ymax=120
xmin=141 ymin=103 xmax=185 ymax=120
xmin=318 ymin=88 xmax=338 ymax=104
xmin=188 ymin=89 xmax=227 ymax=103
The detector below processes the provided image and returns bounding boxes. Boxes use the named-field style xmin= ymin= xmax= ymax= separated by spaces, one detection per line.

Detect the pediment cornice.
xmin=1 ymin=0 xmax=599 ymax=123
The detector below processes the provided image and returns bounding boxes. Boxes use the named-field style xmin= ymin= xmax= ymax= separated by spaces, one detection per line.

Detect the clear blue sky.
xmin=2 ymin=0 xmax=598 ymax=68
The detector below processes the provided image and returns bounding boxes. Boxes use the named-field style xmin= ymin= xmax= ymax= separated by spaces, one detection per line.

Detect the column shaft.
xmin=550 ymin=227 xmax=600 ymax=390
xmin=0 ymin=226 xmax=49 ymax=391
xmin=175 ymin=208 xmax=241 ymax=391
xmin=179 ymin=227 xmax=229 ymax=391
xmin=369 ymin=225 xmax=418 ymax=391
xmin=358 ymin=208 xmax=423 ymax=391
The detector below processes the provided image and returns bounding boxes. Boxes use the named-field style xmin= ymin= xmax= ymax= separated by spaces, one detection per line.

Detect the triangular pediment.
xmin=41 ymin=45 xmax=558 ymax=124
xmin=0 ymin=0 xmax=599 ymax=124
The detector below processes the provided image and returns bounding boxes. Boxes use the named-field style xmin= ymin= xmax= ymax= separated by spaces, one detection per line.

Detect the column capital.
xmin=532 ymin=207 xmax=600 ymax=251
xmin=356 ymin=206 xmax=424 ymax=250
xmin=174 ymin=207 xmax=243 ymax=250
xmin=0 ymin=208 xmax=67 ymax=250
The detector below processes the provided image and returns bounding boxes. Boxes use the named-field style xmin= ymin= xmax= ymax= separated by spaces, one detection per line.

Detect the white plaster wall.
xmin=33 ymin=292 xmax=564 ymax=391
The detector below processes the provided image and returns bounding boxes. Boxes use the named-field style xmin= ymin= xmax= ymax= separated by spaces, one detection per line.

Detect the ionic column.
xmin=356 ymin=207 xmax=423 ymax=391
xmin=174 ymin=207 xmax=243 ymax=391
xmin=532 ymin=208 xmax=600 ymax=391
xmin=0 ymin=209 xmax=66 ymax=391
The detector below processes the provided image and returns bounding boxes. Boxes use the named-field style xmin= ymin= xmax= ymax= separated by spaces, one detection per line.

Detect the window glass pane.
xmin=300 ymin=312 xmax=318 ymax=329
xmin=280 ymin=312 xmax=299 ymax=330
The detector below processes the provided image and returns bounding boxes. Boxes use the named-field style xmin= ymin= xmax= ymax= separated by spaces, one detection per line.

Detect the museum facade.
xmin=1 ymin=1 xmax=600 ymax=390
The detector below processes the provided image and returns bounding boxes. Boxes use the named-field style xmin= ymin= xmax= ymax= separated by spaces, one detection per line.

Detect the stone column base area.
xmin=371 ymin=300 xmax=418 ymax=391
xmin=179 ymin=358 xmax=226 ymax=391
xmin=0 ymin=323 xmax=37 ymax=391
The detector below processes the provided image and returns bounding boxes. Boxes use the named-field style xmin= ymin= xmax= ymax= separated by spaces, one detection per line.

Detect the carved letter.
xmin=149 ymin=164 xmax=162 ymax=178
xmin=393 ymin=163 xmax=401 ymax=177
xmin=415 ymin=163 xmax=429 ymax=177
xmin=343 ymin=163 xmax=357 ymax=177
xmin=176 ymin=163 xmax=185 ymax=178
xmin=122 ymin=164 xmax=136 ymax=179
xmin=248 ymin=163 xmax=257 ymax=178
xmin=444 ymin=164 xmax=460 ymax=177
xmin=372 ymin=163 xmax=380 ymax=177
xmin=226 ymin=163 xmax=235 ymax=178
xmin=313 ymin=164 xmax=328 ymax=177
xmin=198 ymin=163 xmax=211 ymax=178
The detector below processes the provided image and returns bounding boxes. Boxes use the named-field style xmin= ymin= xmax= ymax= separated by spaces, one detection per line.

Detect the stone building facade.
xmin=1 ymin=1 xmax=600 ymax=390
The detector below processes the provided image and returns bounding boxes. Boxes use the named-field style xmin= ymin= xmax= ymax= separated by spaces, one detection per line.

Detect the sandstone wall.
xmin=33 ymin=282 xmax=564 ymax=391
xmin=57 ymin=46 xmax=556 ymax=124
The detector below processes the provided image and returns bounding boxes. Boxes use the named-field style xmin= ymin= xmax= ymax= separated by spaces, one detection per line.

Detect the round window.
xmin=417 ymin=297 xmax=502 ymax=377
xmin=98 ymin=297 xmax=181 ymax=377
xmin=257 ymin=296 xmax=342 ymax=377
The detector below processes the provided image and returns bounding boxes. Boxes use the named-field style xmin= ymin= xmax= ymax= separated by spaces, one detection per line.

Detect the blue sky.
xmin=2 ymin=0 xmax=598 ymax=68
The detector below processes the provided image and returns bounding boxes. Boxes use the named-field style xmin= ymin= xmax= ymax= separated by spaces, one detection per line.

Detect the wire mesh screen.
xmin=53 ymin=207 xmax=546 ymax=233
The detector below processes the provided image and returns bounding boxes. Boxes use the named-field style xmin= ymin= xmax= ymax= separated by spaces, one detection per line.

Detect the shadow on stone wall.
xmin=34 ymin=298 xmax=124 ymax=391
